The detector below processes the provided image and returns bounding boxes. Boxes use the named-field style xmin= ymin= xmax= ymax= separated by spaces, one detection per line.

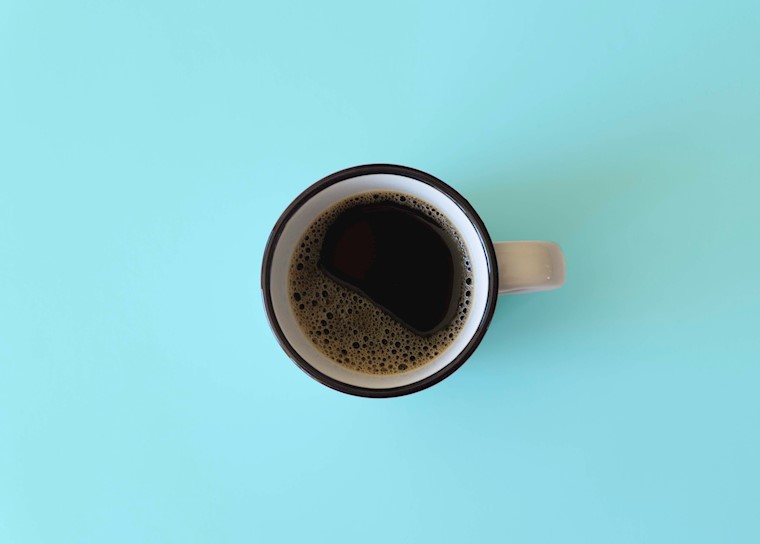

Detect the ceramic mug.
xmin=262 ymin=164 xmax=565 ymax=397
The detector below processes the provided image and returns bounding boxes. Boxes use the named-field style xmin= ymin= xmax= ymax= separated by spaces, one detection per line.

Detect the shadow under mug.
xmin=262 ymin=164 xmax=565 ymax=397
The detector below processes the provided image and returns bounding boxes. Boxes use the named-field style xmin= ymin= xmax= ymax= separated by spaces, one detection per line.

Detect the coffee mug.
xmin=261 ymin=164 xmax=565 ymax=397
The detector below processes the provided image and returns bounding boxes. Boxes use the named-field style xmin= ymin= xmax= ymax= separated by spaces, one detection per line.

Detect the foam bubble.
xmin=289 ymin=191 xmax=473 ymax=375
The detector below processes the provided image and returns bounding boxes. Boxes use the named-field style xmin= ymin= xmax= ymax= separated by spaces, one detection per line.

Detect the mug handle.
xmin=494 ymin=241 xmax=566 ymax=294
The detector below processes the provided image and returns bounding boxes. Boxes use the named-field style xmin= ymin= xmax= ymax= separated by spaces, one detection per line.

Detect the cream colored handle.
xmin=494 ymin=241 xmax=566 ymax=295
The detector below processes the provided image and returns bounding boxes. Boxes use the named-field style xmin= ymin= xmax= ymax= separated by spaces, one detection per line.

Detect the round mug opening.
xmin=262 ymin=165 xmax=499 ymax=397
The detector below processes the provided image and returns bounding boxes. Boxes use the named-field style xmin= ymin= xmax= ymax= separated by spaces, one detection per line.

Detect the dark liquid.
xmin=318 ymin=202 xmax=462 ymax=336
xmin=289 ymin=191 xmax=473 ymax=375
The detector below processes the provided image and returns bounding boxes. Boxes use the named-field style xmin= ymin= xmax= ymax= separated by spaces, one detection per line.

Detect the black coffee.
xmin=320 ymin=201 xmax=463 ymax=336
xmin=289 ymin=192 xmax=473 ymax=375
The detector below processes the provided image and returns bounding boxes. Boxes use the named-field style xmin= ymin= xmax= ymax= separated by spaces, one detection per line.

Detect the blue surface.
xmin=2 ymin=1 xmax=759 ymax=542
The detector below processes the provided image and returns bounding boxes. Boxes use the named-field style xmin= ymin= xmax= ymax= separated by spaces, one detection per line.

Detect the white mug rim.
xmin=261 ymin=164 xmax=499 ymax=398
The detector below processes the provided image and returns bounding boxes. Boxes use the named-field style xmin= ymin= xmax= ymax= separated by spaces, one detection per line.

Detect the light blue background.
xmin=2 ymin=1 xmax=759 ymax=542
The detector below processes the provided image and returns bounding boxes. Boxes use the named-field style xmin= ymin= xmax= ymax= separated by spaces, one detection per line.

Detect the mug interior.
xmin=266 ymin=171 xmax=494 ymax=392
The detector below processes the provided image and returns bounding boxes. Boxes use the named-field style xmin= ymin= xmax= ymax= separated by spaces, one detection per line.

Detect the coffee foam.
xmin=289 ymin=191 xmax=473 ymax=375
